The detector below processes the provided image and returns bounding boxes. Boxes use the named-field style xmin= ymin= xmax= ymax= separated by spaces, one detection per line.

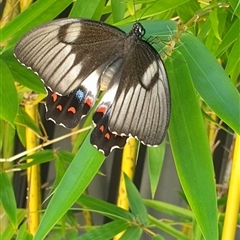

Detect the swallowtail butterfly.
xmin=14 ymin=18 xmax=170 ymax=156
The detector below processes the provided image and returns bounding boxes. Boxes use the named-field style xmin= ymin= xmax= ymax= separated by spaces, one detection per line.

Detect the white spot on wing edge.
xmin=92 ymin=136 xmax=131 ymax=156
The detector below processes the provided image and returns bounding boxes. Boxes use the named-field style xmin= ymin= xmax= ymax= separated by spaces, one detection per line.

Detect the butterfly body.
xmin=14 ymin=18 xmax=170 ymax=155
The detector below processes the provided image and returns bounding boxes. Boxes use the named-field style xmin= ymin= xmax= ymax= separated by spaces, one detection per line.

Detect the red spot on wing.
xmin=68 ymin=107 xmax=76 ymax=114
xmin=96 ymin=105 xmax=107 ymax=114
xmin=99 ymin=125 xmax=104 ymax=132
xmin=84 ymin=96 xmax=93 ymax=107
xmin=51 ymin=93 xmax=58 ymax=102
xmin=105 ymin=133 xmax=110 ymax=140
xmin=56 ymin=105 xmax=62 ymax=111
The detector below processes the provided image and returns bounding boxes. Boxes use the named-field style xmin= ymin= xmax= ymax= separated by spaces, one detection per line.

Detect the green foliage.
xmin=0 ymin=0 xmax=239 ymax=239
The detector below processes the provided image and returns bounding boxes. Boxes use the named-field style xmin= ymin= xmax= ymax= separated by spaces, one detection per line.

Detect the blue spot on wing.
xmin=75 ymin=89 xmax=85 ymax=102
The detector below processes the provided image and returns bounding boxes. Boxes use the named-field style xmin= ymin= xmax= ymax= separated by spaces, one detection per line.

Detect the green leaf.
xmin=53 ymin=154 xmax=69 ymax=191
xmin=167 ymin=51 xmax=218 ymax=240
xmin=148 ymin=215 xmax=190 ymax=240
xmin=75 ymin=220 xmax=129 ymax=240
xmin=1 ymin=209 xmax=26 ymax=240
xmin=215 ymin=18 xmax=239 ymax=57
xmin=16 ymin=122 xmax=26 ymax=148
xmin=217 ymin=7 xmax=228 ymax=39
xmin=225 ymin=35 xmax=240 ymax=76
xmin=0 ymin=172 xmax=17 ymax=228
xmin=176 ymin=1 xmax=200 ymax=24
xmin=124 ymin=174 xmax=148 ymax=225
xmin=33 ymin=131 xmax=105 ymax=240
xmin=16 ymin=221 xmax=33 ymax=240
xmin=229 ymin=0 xmax=240 ymax=19
xmin=148 ymin=139 xmax=166 ymax=198
xmin=2 ymin=122 xmax=15 ymax=158
xmin=57 ymin=150 xmax=75 ymax=164
xmin=50 ymin=152 xmax=74 ymax=194
xmin=178 ymin=33 xmax=240 ymax=134
xmin=15 ymin=107 xmax=42 ymax=137
xmin=144 ymin=199 xmax=193 ymax=221
xmin=0 ymin=119 xmax=3 ymax=150
xmin=119 ymin=226 xmax=142 ymax=240
xmin=3 ymin=49 xmax=46 ymax=94
xmin=18 ymin=150 xmax=56 ymax=169
xmin=69 ymin=0 xmax=103 ymax=19
xmin=205 ymin=27 xmax=220 ymax=54
xmin=78 ymin=194 xmax=134 ymax=221
xmin=192 ymin=218 xmax=204 ymax=240
xmin=152 ymin=235 xmax=165 ymax=240
xmin=111 ymin=0 xmax=126 ymax=23
xmin=115 ymin=0 xmax=191 ymax=24
xmin=0 ymin=59 xmax=18 ymax=126
xmin=209 ymin=8 xmax=221 ymax=41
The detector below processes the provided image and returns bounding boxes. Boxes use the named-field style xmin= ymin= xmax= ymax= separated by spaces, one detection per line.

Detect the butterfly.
xmin=14 ymin=18 xmax=170 ymax=156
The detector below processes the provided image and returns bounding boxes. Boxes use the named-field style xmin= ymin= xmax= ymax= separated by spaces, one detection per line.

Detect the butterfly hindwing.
xmin=91 ymin=107 xmax=128 ymax=155
xmin=45 ymin=87 xmax=93 ymax=128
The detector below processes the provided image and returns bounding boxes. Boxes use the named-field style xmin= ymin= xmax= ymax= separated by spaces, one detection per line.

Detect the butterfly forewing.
xmin=14 ymin=19 xmax=126 ymax=95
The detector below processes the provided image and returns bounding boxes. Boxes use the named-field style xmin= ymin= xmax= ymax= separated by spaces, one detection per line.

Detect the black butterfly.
xmin=14 ymin=18 xmax=170 ymax=156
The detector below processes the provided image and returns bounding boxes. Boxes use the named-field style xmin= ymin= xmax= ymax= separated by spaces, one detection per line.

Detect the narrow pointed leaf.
xmin=76 ymin=220 xmax=129 ymax=240
xmin=0 ymin=59 xmax=18 ymax=126
xmin=178 ymin=33 xmax=240 ymax=133
xmin=78 ymin=194 xmax=134 ymax=221
xmin=34 ymin=132 xmax=105 ymax=240
xmin=124 ymin=174 xmax=148 ymax=225
xmin=167 ymin=51 xmax=218 ymax=240
xmin=119 ymin=225 xmax=142 ymax=240
xmin=148 ymin=139 xmax=166 ymax=198
xmin=148 ymin=215 xmax=190 ymax=240
xmin=0 ymin=172 xmax=17 ymax=228
xmin=70 ymin=0 xmax=103 ymax=18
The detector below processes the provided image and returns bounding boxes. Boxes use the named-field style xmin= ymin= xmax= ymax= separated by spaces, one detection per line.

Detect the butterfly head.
xmin=131 ymin=22 xmax=146 ymax=39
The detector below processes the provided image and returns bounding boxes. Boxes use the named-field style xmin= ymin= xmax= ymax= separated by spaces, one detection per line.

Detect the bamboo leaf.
xmin=111 ymin=0 xmax=126 ymax=23
xmin=0 ymin=172 xmax=17 ymax=228
xmin=76 ymin=220 xmax=129 ymax=240
xmin=144 ymin=199 xmax=193 ymax=221
xmin=119 ymin=226 xmax=142 ymax=240
xmin=124 ymin=174 xmax=148 ymax=225
xmin=33 ymin=132 xmax=105 ymax=240
xmin=167 ymin=51 xmax=218 ymax=240
xmin=70 ymin=0 xmax=103 ymax=19
xmin=0 ymin=59 xmax=18 ymax=126
xmin=78 ymin=194 xmax=134 ymax=221
xmin=178 ymin=33 xmax=240 ymax=134
xmin=148 ymin=140 xmax=166 ymax=198
xmin=149 ymin=215 xmax=190 ymax=240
